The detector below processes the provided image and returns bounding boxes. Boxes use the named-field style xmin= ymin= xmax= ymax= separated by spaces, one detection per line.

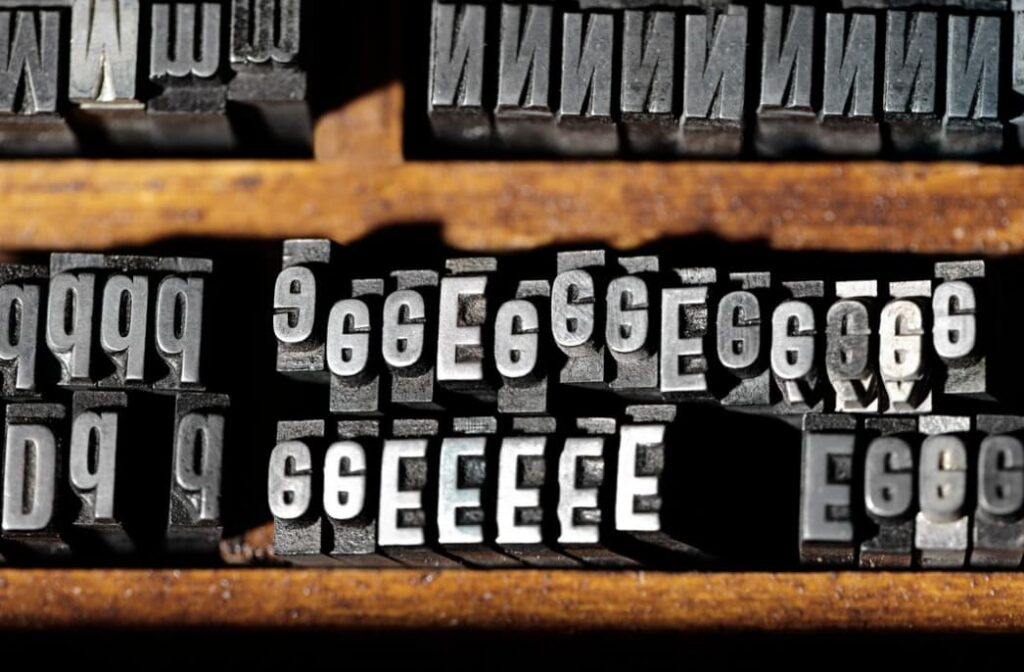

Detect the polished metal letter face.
xmin=972 ymin=416 xmax=1024 ymax=568
xmin=167 ymin=393 xmax=229 ymax=554
xmin=558 ymin=436 xmax=604 ymax=545
xmin=615 ymin=423 xmax=664 ymax=533
xmin=323 ymin=420 xmax=387 ymax=563
xmin=884 ymin=11 xmax=940 ymax=154
xmin=944 ymin=14 xmax=1003 ymax=156
xmin=496 ymin=435 xmax=546 ymax=544
xmin=69 ymin=0 xmax=141 ymax=105
xmin=99 ymin=275 xmax=149 ymax=386
xmin=860 ymin=418 xmax=917 ymax=569
xmin=552 ymin=251 xmax=605 ymax=386
xmin=660 ymin=268 xmax=715 ymax=400
xmin=378 ymin=438 xmax=429 ymax=547
xmin=717 ymin=273 xmax=770 ymax=407
xmin=155 ymin=276 xmax=205 ymax=389
xmin=46 ymin=272 xmax=96 ymax=386
xmin=820 ymin=12 xmax=881 ymax=155
xmin=557 ymin=12 xmax=618 ymax=156
xmin=916 ymin=426 xmax=970 ymax=568
xmin=799 ymin=415 xmax=856 ymax=565
xmin=826 ymin=282 xmax=878 ymax=413
xmin=269 ymin=420 xmax=327 ymax=565
xmin=496 ymin=280 xmax=548 ymax=415
xmin=383 ymin=270 xmax=438 ymax=408
xmin=429 ymin=1 xmax=491 ymax=148
xmin=327 ymin=282 xmax=381 ymax=415
xmin=606 ymin=257 xmax=658 ymax=397
xmin=756 ymin=5 xmax=818 ymax=156
xmin=0 ymin=269 xmax=43 ymax=397
xmin=495 ymin=3 xmax=556 ymax=152
xmin=770 ymin=281 xmax=823 ymax=414
xmin=621 ymin=11 xmax=677 ymax=154
xmin=438 ymin=437 xmax=486 ymax=545
xmin=274 ymin=240 xmax=332 ymax=381
xmin=680 ymin=7 xmax=747 ymax=156
xmin=933 ymin=261 xmax=985 ymax=398
xmin=879 ymin=282 xmax=932 ymax=414
xmin=437 ymin=258 xmax=495 ymax=400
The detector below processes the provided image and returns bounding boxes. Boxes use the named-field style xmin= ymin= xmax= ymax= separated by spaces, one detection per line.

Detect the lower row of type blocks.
xmin=0 ymin=390 xmax=229 ymax=563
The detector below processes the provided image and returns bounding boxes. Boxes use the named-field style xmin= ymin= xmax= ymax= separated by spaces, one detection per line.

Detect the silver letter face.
xmin=933 ymin=261 xmax=986 ymax=398
xmin=383 ymin=270 xmax=439 ymax=408
xmin=436 ymin=258 xmax=495 ymax=400
xmin=99 ymin=275 xmax=149 ymax=387
xmin=915 ymin=420 xmax=970 ymax=568
xmin=552 ymin=251 xmax=605 ymax=386
xmin=168 ymin=393 xmax=228 ymax=554
xmin=0 ymin=266 xmax=45 ymax=397
xmin=972 ymin=416 xmax=1024 ymax=568
xmin=69 ymin=0 xmax=141 ymax=105
xmin=799 ymin=415 xmax=857 ymax=565
xmin=495 ymin=3 xmax=556 ymax=152
xmin=756 ymin=5 xmax=818 ymax=156
xmin=606 ymin=257 xmax=658 ymax=397
xmin=325 ymin=420 xmax=390 ymax=564
xmin=269 ymin=420 xmax=328 ymax=565
xmin=879 ymin=281 xmax=932 ymax=414
xmin=621 ymin=11 xmax=677 ymax=154
xmin=826 ymin=282 xmax=879 ymax=413
xmin=770 ymin=281 xmax=824 ymax=414
xmin=274 ymin=240 xmax=333 ymax=381
xmin=884 ymin=11 xmax=941 ymax=154
xmin=717 ymin=273 xmax=770 ymax=407
xmin=661 ymin=268 xmax=716 ymax=400
xmin=496 ymin=280 xmax=548 ymax=415
xmin=46 ymin=272 xmax=96 ymax=386
xmin=860 ymin=418 xmax=917 ymax=568
xmin=328 ymin=280 xmax=382 ymax=415
xmin=155 ymin=276 xmax=205 ymax=389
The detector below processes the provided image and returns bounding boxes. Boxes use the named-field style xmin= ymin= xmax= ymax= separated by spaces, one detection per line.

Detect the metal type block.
xmin=770 ymin=280 xmax=825 ymax=415
xmin=384 ymin=270 xmax=440 ymax=409
xmin=883 ymin=11 xmax=941 ymax=155
xmin=943 ymin=14 xmax=1003 ymax=156
xmin=820 ymin=12 xmax=881 ymax=156
xmin=915 ymin=416 xmax=971 ymax=568
xmin=436 ymin=257 xmax=497 ymax=401
xmin=274 ymin=240 xmax=334 ymax=382
xmin=68 ymin=391 xmax=132 ymax=553
xmin=660 ymin=267 xmax=716 ymax=401
xmin=579 ymin=1 xmax=733 ymax=7
xmin=679 ymin=6 xmax=747 ymax=157
xmin=799 ymin=414 xmax=857 ymax=565
xmin=2 ymin=402 xmax=70 ymax=557
xmin=606 ymin=256 xmax=659 ymax=399
xmin=1011 ymin=12 xmax=1024 ymax=148
xmin=228 ymin=0 xmax=310 ymax=153
xmin=496 ymin=280 xmax=549 ymax=414
xmin=826 ymin=280 xmax=879 ymax=413
xmin=495 ymin=3 xmax=558 ymax=153
xmin=147 ymin=1 xmax=236 ymax=154
xmin=933 ymin=261 xmax=987 ymax=399
xmin=880 ymin=280 xmax=932 ymax=414
xmin=429 ymin=1 xmax=491 ymax=150
xmin=0 ymin=8 xmax=78 ymax=155
xmin=328 ymin=279 xmax=383 ymax=415
xmin=552 ymin=251 xmax=605 ymax=387
xmin=325 ymin=419 xmax=397 ymax=566
xmin=166 ymin=392 xmax=229 ymax=554
xmin=620 ymin=10 xmax=677 ymax=155
xmin=269 ymin=420 xmax=330 ymax=566
xmin=755 ymin=4 xmax=820 ymax=157
xmin=498 ymin=416 xmax=581 ymax=567
xmin=558 ymin=417 xmax=638 ymax=567
xmin=843 ymin=2 xmax=1007 ymax=9
xmin=859 ymin=417 xmax=917 ymax=568
xmin=0 ymin=265 xmax=46 ymax=399
xmin=717 ymin=272 xmax=770 ymax=408
xmin=45 ymin=259 xmax=99 ymax=388
xmin=971 ymin=416 xmax=1024 ymax=568
xmin=379 ymin=419 xmax=460 ymax=567
xmin=556 ymin=11 xmax=618 ymax=156
xmin=437 ymin=417 xmax=519 ymax=567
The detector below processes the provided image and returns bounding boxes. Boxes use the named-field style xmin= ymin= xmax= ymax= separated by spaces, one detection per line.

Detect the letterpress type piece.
xmin=0 ymin=265 xmax=46 ymax=399
xmin=915 ymin=416 xmax=971 ymax=568
xmin=971 ymin=416 xmax=1024 ymax=568
xmin=661 ymin=268 xmax=716 ymax=401
xmin=557 ymin=11 xmax=617 ymax=156
xmin=552 ymin=251 xmax=605 ymax=387
xmin=558 ymin=417 xmax=638 ymax=567
xmin=770 ymin=280 xmax=824 ymax=415
xmin=268 ymin=420 xmax=329 ymax=566
xmin=274 ymin=239 xmax=333 ymax=382
xmin=153 ymin=265 xmax=209 ymax=392
xmin=328 ymin=279 xmax=383 ymax=415
xmin=606 ymin=256 xmax=659 ymax=398
xmin=148 ymin=1 xmax=236 ymax=154
xmin=495 ymin=3 xmax=557 ymax=153
xmin=860 ymin=417 xmax=917 ymax=568
xmin=496 ymin=280 xmax=549 ymax=414
xmin=2 ymin=402 xmax=70 ymax=557
xmin=436 ymin=257 xmax=497 ymax=401
xmin=933 ymin=261 xmax=987 ymax=398
xmin=679 ymin=6 xmax=747 ymax=156
xmin=228 ymin=0 xmax=310 ymax=153
xmin=883 ymin=11 xmax=941 ymax=155
xmin=800 ymin=414 xmax=857 ymax=565
xmin=46 ymin=254 xmax=99 ymax=387
xmin=620 ymin=10 xmax=677 ymax=155
xmin=826 ymin=281 xmax=879 ymax=413
xmin=0 ymin=7 xmax=78 ymax=156
xmin=497 ymin=416 xmax=580 ymax=567
xmin=843 ymin=1 xmax=1007 ymax=8
xmin=383 ymin=270 xmax=439 ymax=409
xmin=324 ymin=420 xmax=397 ymax=567
xmin=880 ymin=281 xmax=932 ymax=414
xmin=1011 ymin=11 xmax=1024 ymax=147
xmin=756 ymin=5 xmax=819 ymax=157
xmin=68 ymin=391 xmax=132 ymax=552
xmin=167 ymin=393 xmax=229 ymax=554
xmin=429 ymin=1 xmax=490 ymax=150
xmin=717 ymin=272 xmax=770 ymax=407
xmin=437 ymin=417 xmax=518 ymax=567
xmin=819 ymin=12 xmax=881 ymax=156
xmin=943 ymin=14 xmax=1002 ymax=156
xmin=378 ymin=419 xmax=460 ymax=567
